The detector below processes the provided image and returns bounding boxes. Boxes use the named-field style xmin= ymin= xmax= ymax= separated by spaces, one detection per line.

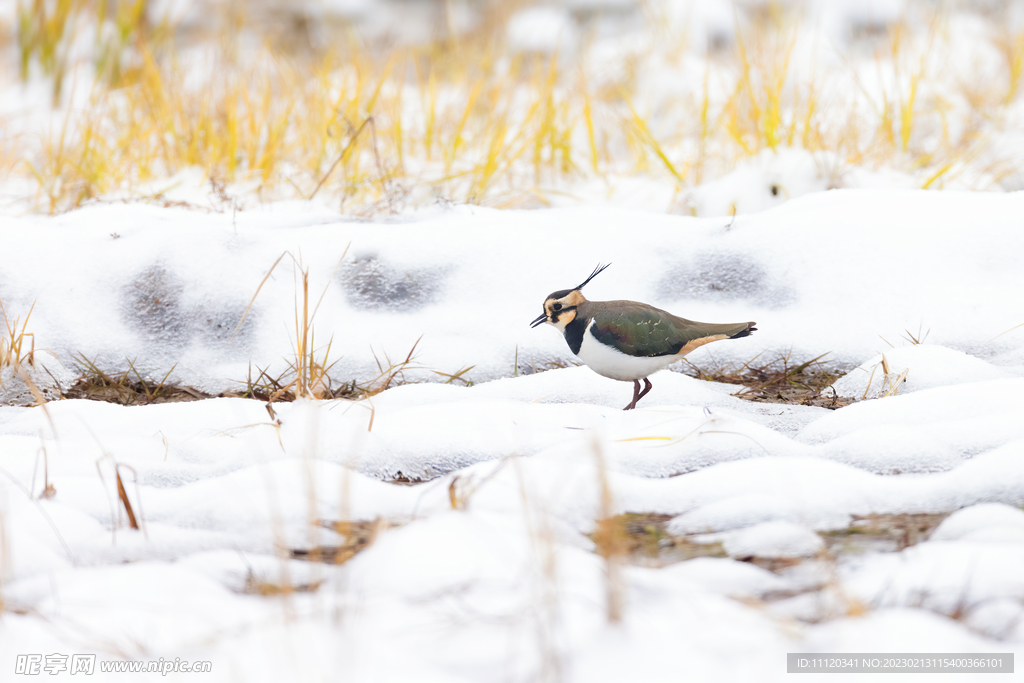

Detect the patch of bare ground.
xmin=50 ymin=335 xmax=439 ymax=405
xmin=679 ymin=352 xmax=854 ymax=410
xmin=383 ymin=472 xmax=426 ymax=485
xmin=289 ymin=518 xmax=389 ymax=564
xmin=606 ymin=511 xmax=950 ymax=570
xmin=242 ymin=575 xmax=324 ymax=596
xmin=591 ymin=513 xmax=726 ymax=568
xmin=62 ymin=358 xmax=213 ymax=405
xmin=822 ymin=512 xmax=950 ymax=553
xmin=55 ymin=362 xmax=394 ymax=405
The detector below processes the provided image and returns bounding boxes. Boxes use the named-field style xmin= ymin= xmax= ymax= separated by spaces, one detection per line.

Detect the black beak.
xmin=530 ymin=313 xmax=547 ymax=328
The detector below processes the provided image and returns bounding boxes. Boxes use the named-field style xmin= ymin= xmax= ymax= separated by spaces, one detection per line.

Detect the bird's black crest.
xmin=575 ymin=263 xmax=611 ymax=291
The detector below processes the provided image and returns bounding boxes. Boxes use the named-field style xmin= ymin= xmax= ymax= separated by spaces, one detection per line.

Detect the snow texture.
xmin=2 ymin=189 xmax=1023 ymax=397
xmin=720 ymin=520 xmax=825 ymax=559
xmin=4 ymin=0 xmax=1024 ymax=675
xmin=830 ymin=344 xmax=1018 ymax=399
xmin=2 ymin=184 xmax=1024 ymax=679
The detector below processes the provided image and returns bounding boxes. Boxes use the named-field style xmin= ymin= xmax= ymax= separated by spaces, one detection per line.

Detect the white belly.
xmin=575 ymin=320 xmax=680 ymax=381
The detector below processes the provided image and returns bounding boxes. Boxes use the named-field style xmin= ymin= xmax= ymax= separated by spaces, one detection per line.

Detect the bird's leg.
xmin=636 ymin=377 xmax=653 ymax=403
xmin=624 ymin=379 xmax=641 ymax=410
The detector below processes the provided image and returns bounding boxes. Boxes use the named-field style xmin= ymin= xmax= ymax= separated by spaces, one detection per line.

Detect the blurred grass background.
xmin=2 ymin=0 xmax=1023 ymax=214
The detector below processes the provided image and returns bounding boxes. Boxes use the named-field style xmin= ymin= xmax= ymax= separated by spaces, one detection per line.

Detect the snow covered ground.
xmin=2 ymin=187 xmax=1024 ymax=681
xmin=3 ymin=0 xmax=1024 ymax=680
xmin=2 ymin=189 xmax=1022 ymax=394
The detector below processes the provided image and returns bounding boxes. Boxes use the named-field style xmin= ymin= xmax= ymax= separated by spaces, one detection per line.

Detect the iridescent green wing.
xmin=588 ymin=301 xmax=754 ymax=358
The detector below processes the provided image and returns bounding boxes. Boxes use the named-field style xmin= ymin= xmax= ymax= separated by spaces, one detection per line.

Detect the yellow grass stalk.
xmin=581 ymin=73 xmax=599 ymax=173
xmin=622 ymin=94 xmax=683 ymax=182
xmin=445 ymin=78 xmax=484 ymax=172
xmin=0 ymin=300 xmax=37 ymax=371
xmin=9 ymin=1 xmax=1023 ymax=213
xmin=997 ymin=31 xmax=1024 ymax=104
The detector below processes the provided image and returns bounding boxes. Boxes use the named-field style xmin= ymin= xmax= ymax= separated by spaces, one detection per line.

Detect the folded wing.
xmin=589 ymin=301 xmax=756 ymax=358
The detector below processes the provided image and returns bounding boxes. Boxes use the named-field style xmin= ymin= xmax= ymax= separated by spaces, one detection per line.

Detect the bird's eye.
xmin=553 ymin=303 xmax=562 ymax=311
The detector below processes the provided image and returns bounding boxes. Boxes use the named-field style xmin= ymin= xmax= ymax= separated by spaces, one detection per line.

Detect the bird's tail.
xmin=727 ymin=322 xmax=757 ymax=339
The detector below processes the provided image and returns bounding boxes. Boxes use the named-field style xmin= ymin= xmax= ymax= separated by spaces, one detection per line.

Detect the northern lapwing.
xmin=530 ymin=264 xmax=757 ymax=410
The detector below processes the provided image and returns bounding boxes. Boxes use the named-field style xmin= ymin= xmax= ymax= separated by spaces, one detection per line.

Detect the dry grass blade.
xmin=445 ymin=459 xmax=508 ymax=509
xmin=243 ymin=573 xmax=323 ymax=596
xmin=12 ymin=365 xmax=63 ymax=509
xmin=11 ymin=363 xmax=49 ymax=408
xmin=6 ymin=0 xmax=1022 ymax=212
xmin=232 ymin=252 xmax=286 ymax=342
xmin=448 ymin=476 xmax=460 ymax=510
xmin=622 ymin=94 xmax=683 ymax=182
xmin=433 ymin=364 xmax=475 ymax=386
xmin=233 ymin=249 xmax=350 ymax=401
xmin=125 ymin=356 xmax=153 ymax=401
xmin=362 ymin=335 xmax=424 ymax=398
xmin=0 ymin=299 xmax=37 ymax=371
xmin=34 ymin=433 xmax=56 ymax=499
xmin=900 ymin=325 xmax=930 ymax=345
xmin=308 ymin=117 xmax=372 ymax=200
xmin=234 ymin=362 xmax=291 ymax=401
xmin=681 ymin=351 xmax=850 ymax=409
xmin=592 ymin=438 xmax=625 ymax=623
xmin=67 ymin=356 xmax=201 ymax=405
xmin=96 ymin=452 xmax=146 ymax=538
xmin=861 ymin=363 xmax=879 ymax=401
xmin=72 ymin=353 xmax=111 ymax=382
xmin=991 ymin=322 xmax=1024 ymax=340
xmin=881 ymin=368 xmax=909 ymax=398
xmin=152 ymin=364 xmax=179 ymax=398
xmin=291 ymin=518 xmax=388 ymax=564
xmin=115 ymin=466 xmax=140 ymax=530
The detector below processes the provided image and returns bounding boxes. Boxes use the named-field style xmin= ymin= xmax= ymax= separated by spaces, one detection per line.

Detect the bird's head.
xmin=530 ymin=263 xmax=610 ymax=330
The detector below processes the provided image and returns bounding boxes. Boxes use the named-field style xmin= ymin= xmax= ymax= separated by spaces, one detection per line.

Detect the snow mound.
xmin=682 ymin=148 xmax=918 ymax=217
xmin=796 ymin=379 xmax=1024 ymax=473
xmin=5 ymin=387 xmax=1024 ymax=674
xmin=801 ymin=610 xmax=1002 ymax=655
xmin=841 ymin=540 xmax=1024 ymax=640
xmin=662 ymin=557 xmax=794 ymax=597
xmin=831 ymin=345 xmax=1015 ymax=399
xmin=647 ymin=441 xmax=1024 ymax=539
xmin=720 ymin=521 xmax=825 ymax=559
xmin=686 ymin=149 xmax=844 ymax=217
xmin=930 ymin=503 xmax=1024 ymax=543
xmin=304 ymin=368 xmax=812 ymax=480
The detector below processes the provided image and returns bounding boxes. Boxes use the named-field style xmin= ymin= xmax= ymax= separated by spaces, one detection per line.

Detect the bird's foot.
xmin=623 ymin=378 xmax=652 ymax=410
xmin=623 ymin=379 xmax=642 ymax=411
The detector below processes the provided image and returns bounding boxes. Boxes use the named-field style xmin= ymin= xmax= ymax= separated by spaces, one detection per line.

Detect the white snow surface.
xmin=830 ymin=344 xmax=1018 ymax=399
xmin=2 ymin=188 xmax=1024 ymax=680
xmin=2 ymin=189 xmax=1023 ymax=394
xmin=719 ymin=520 xmax=825 ymax=559
xmin=930 ymin=504 xmax=1024 ymax=543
